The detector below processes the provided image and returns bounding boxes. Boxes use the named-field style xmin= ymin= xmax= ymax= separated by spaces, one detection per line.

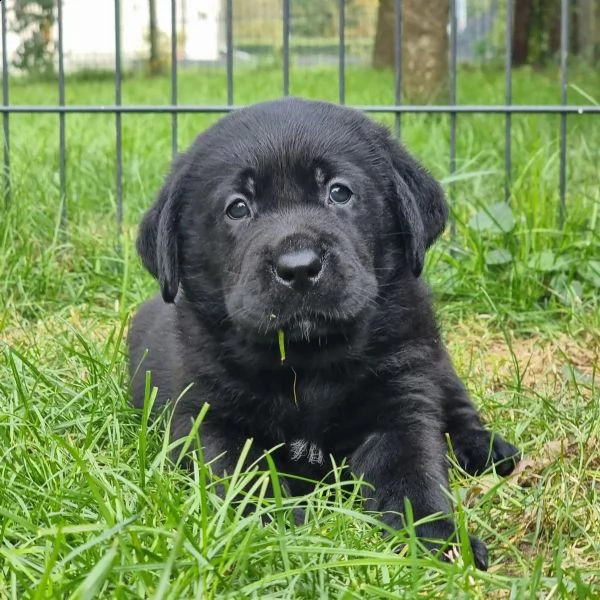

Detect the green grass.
xmin=1 ymin=65 xmax=599 ymax=597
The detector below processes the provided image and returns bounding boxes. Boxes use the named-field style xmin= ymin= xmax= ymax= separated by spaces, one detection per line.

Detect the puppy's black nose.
xmin=275 ymin=249 xmax=322 ymax=290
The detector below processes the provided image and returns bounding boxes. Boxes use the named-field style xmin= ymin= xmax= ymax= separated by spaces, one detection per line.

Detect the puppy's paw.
xmin=399 ymin=534 xmax=489 ymax=571
xmin=469 ymin=535 xmax=488 ymax=571
xmin=291 ymin=506 xmax=306 ymax=526
xmin=469 ymin=535 xmax=489 ymax=571
xmin=392 ymin=520 xmax=489 ymax=571
xmin=451 ymin=428 xmax=520 ymax=477
xmin=440 ymin=535 xmax=488 ymax=571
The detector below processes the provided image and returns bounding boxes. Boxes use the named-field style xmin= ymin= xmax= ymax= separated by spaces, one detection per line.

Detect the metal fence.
xmin=1 ymin=0 xmax=599 ymax=236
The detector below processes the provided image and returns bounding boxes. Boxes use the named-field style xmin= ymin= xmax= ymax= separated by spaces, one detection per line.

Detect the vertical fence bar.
xmin=449 ymin=0 xmax=458 ymax=237
xmin=226 ymin=0 xmax=233 ymax=105
xmin=171 ymin=0 xmax=178 ymax=157
xmin=283 ymin=0 xmax=290 ymax=96
xmin=1 ymin=0 xmax=10 ymax=205
xmin=58 ymin=0 xmax=66 ymax=228
xmin=394 ymin=0 xmax=402 ymax=137
xmin=115 ymin=0 xmax=123 ymax=235
xmin=559 ymin=0 xmax=569 ymax=226
xmin=504 ymin=0 xmax=513 ymax=204
xmin=338 ymin=0 xmax=345 ymax=104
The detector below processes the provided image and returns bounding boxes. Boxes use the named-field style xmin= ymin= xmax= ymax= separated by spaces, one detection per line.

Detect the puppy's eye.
xmin=328 ymin=184 xmax=352 ymax=205
xmin=226 ymin=199 xmax=251 ymax=220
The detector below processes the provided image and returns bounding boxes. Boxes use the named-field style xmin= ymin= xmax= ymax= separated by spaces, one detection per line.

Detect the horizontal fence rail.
xmin=0 ymin=105 xmax=598 ymax=115
xmin=0 ymin=0 xmax=594 ymax=233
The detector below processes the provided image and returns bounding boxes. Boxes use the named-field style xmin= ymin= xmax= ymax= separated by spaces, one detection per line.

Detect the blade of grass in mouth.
xmin=278 ymin=329 xmax=286 ymax=364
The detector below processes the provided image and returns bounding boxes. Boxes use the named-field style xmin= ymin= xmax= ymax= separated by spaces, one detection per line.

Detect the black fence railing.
xmin=1 ymin=0 xmax=599 ymax=236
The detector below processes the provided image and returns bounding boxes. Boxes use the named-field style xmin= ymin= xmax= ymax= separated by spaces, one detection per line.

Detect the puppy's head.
xmin=137 ymin=98 xmax=448 ymax=359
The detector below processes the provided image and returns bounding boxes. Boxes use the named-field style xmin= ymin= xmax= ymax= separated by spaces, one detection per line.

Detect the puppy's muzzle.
xmin=274 ymin=248 xmax=323 ymax=292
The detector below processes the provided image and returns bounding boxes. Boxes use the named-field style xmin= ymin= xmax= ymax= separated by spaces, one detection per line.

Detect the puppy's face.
xmin=137 ymin=98 xmax=449 ymax=360
xmin=183 ymin=121 xmax=387 ymax=347
xmin=212 ymin=161 xmax=378 ymax=341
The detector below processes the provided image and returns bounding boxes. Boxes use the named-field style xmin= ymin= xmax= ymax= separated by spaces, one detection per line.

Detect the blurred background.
xmin=1 ymin=1 xmax=599 ymax=82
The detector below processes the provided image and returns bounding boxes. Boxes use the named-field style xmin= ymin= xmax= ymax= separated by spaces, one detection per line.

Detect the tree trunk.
xmin=512 ymin=0 xmax=532 ymax=66
xmin=373 ymin=0 xmax=450 ymax=102
xmin=592 ymin=0 xmax=600 ymax=62
xmin=148 ymin=0 xmax=162 ymax=75
xmin=576 ymin=0 xmax=598 ymax=61
xmin=547 ymin=0 xmax=562 ymax=58
xmin=372 ymin=0 xmax=395 ymax=70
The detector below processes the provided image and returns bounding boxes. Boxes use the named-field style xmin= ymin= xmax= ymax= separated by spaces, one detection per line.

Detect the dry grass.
xmin=446 ymin=318 xmax=598 ymax=397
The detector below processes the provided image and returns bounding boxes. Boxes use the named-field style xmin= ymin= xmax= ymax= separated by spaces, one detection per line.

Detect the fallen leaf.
xmin=463 ymin=475 xmax=498 ymax=507
xmin=510 ymin=439 xmax=571 ymax=487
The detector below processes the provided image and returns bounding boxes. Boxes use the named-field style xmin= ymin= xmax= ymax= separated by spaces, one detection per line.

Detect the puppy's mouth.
xmin=277 ymin=315 xmax=353 ymax=344
xmin=238 ymin=311 xmax=357 ymax=347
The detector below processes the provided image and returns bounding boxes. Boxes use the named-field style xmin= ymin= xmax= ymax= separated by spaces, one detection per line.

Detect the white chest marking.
xmin=289 ymin=439 xmax=324 ymax=465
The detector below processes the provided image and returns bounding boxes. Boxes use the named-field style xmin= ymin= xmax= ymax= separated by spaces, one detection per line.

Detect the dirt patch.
xmin=445 ymin=319 xmax=598 ymax=394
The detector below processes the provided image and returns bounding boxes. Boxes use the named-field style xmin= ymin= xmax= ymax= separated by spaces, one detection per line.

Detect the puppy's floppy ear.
xmin=136 ymin=155 xmax=189 ymax=303
xmin=378 ymin=126 xmax=449 ymax=277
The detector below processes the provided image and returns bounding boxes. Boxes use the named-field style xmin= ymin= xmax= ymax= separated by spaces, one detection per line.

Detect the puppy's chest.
xmin=229 ymin=368 xmax=377 ymax=459
xmin=276 ymin=372 xmax=341 ymax=420
xmin=265 ymin=373 xmax=365 ymax=450
xmin=278 ymin=379 xmax=375 ymax=467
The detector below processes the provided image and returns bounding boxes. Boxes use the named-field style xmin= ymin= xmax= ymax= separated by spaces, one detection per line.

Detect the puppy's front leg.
xmin=438 ymin=352 xmax=520 ymax=476
xmin=171 ymin=414 xmax=257 ymax=473
xmin=170 ymin=410 xmax=304 ymax=524
xmin=350 ymin=416 xmax=488 ymax=570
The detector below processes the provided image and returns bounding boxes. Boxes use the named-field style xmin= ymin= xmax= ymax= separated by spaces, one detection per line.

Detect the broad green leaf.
xmin=551 ymin=274 xmax=584 ymax=307
xmin=468 ymin=202 xmax=516 ymax=234
xmin=579 ymin=260 xmax=600 ymax=288
xmin=485 ymin=248 xmax=513 ymax=265
xmin=528 ymin=250 xmax=556 ymax=272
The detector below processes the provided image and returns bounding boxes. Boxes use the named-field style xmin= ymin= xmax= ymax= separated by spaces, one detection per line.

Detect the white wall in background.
xmin=0 ymin=0 xmax=222 ymax=72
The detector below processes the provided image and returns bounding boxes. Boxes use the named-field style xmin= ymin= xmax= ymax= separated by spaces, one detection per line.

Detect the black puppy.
xmin=128 ymin=97 xmax=520 ymax=570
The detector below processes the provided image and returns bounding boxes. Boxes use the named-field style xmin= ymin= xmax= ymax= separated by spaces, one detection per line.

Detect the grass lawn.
xmin=0 ymin=64 xmax=599 ymax=597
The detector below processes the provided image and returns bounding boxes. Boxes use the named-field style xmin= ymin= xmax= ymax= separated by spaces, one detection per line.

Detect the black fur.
xmin=128 ymin=97 xmax=520 ymax=570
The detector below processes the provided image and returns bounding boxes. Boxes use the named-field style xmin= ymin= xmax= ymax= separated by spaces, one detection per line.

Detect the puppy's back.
xmin=128 ymin=294 xmax=177 ymax=411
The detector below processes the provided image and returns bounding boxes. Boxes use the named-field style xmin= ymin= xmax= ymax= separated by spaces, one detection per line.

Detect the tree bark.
xmin=512 ymin=0 xmax=532 ymax=66
xmin=576 ymin=0 xmax=598 ymax=61
xmin=148 ymin=0 xmax=162 ymax=75
xmin=373 ymin=0 xmax=450 ymax=102
xmin=592 ymin=0 xmax=600 ymax=62
xmin=373 ymin=0 xmax=395 ymax=70
xmin=547 ymin=0 xmax=562 ymax=57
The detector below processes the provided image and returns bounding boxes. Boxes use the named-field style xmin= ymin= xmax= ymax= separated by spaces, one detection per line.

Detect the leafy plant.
xmin=292 ymin=0 xmax=359 ymax=38
xmin=11 ymin=0 xmax=57 ymax=77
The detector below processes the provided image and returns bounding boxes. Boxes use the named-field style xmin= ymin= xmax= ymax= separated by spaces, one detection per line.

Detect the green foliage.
xmin=468 ymin=202 xmax=516 ymax=235
xmin=10 ymin=0 xmax=57 ymax=77
xmin=473 ymin=0 xmax=586 ymax=67
xmin=292 ymin=0 xmax=359 ymax=37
